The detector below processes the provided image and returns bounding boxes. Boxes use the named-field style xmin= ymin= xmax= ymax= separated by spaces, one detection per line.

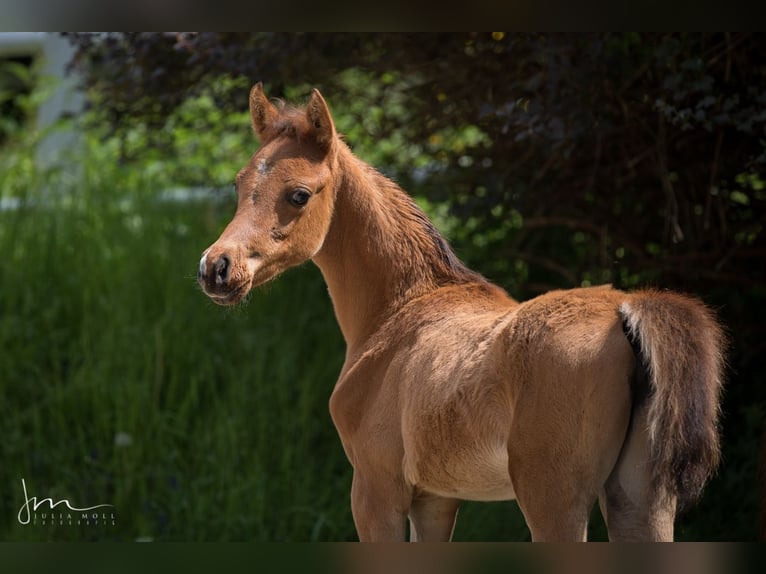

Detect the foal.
xmin=198 ymin=84 xmax=725 ymax=541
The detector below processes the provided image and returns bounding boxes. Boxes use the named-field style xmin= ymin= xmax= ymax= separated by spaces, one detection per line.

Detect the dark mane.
xmin=401 ymin=188 xmax=486 ymax=283
xmin=365 ymin=166 xmax=491 ymax=289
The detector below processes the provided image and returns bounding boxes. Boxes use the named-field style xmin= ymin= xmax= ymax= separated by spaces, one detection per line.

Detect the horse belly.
xmin=404 ymin=442 xmax=516 ymax=502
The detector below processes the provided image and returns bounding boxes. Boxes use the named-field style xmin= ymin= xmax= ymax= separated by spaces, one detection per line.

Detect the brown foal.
xmin=198 ymin=84 xmax=725 ymax=541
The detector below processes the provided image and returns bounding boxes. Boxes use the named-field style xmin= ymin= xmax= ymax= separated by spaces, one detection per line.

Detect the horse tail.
xmin=619 ymin=289 xmax=725 ymax=510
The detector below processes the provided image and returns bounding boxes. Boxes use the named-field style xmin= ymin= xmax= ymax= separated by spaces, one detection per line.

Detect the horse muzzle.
xmin=197 ymin=248 xmax=259 ymax=305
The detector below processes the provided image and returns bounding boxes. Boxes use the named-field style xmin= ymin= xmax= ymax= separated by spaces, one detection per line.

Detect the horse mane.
xmin=336 ymin=142 xmax=494 ymax=295
xmin=366 ymin=166 xmax=486 ymax=286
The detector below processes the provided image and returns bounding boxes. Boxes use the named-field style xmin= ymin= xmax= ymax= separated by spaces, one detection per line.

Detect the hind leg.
xmin=508 ymin=428 xmax=618 ymax=541
xmin=600 ymin=406 xmax=676 ymax=541
xmin=599 ymin=486 xmax=675 ymax=541
xmin=515 ymin=489 xmax=592 ymax=541
xmin=510 ymin=459 xmax=593 ymax=541
xmin=523 ymin=507 xmax=590 ymax=541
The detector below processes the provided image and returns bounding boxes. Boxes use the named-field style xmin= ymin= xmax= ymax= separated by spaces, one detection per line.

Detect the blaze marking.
xmin=199 ymin=250 xmax=209 ymax=276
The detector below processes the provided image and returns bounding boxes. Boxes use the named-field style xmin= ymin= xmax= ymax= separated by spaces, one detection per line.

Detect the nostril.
xmin=213 ymin=255 xmax=230 ymax=285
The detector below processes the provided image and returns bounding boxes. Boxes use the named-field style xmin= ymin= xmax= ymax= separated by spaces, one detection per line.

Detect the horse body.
xmin=333 ymin=285 xmax=520 ymax=503
xmin=329 ymin=279 xmax=637 ymax=540
xmin=198 ymin=84 xmax=725 ymax=541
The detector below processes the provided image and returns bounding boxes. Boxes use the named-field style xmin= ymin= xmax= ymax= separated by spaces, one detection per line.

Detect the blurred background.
xmin=0 ymin=32 xmax=763 ymax=541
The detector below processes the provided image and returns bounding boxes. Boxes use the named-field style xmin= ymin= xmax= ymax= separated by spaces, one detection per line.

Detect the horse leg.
xmin=408 ymin=495 xmax=461 ymax=541
xmin=599 ymin=405 xmax=676 ymax=541
xmin=598 ymin=489 xmax=675 ymax=542
xmin=510 ymin=453 xmax=594 ymax=541
xmin=516 ymin=494 xmax=591 ymax=541
xmin=350 ymin=470 xmax=409 ymax=541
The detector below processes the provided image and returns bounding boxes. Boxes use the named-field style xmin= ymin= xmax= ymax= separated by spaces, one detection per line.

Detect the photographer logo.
xmin=17 ymin=478 xmax=116 ymax=526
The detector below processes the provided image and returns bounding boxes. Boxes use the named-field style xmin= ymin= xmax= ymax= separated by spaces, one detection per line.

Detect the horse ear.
xmin=249 ymin=82 xmax=278 ymax=138
xmin=306 ymin=89 xmax=335 ymax=151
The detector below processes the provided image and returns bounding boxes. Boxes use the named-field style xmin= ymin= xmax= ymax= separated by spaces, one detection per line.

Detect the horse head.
xmin=198 ymin=83 xmax=339 ymax=305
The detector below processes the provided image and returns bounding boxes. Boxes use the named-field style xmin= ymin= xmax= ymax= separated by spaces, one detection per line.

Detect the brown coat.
xmin=199 ymin=84 xmax=726 ymax=541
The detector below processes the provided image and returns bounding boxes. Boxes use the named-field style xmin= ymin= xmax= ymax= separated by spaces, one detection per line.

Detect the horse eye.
xmin=288 ymin=189 xmax=311 ymax=207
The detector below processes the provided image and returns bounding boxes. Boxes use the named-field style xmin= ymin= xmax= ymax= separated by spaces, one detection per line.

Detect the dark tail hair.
xmin=619 ymin=290 xmax=725 ymax=509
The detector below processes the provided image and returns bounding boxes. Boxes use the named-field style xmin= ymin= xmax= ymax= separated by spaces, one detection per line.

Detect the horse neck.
xmin=313 ymin=144 xmax=477 ymax=350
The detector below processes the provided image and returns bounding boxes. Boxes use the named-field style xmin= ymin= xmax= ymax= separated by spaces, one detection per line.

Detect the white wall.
xmin=0 ymin=32 xmax=84 ymax=166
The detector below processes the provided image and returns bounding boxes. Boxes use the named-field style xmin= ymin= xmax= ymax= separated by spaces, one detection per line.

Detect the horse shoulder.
xmin=329 ymin=283 xmax=515 ymax=470
xmin=329 ymin=339 xmax=403 ymax=469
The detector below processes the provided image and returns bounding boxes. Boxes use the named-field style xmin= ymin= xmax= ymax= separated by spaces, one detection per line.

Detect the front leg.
xmin=409 ymin=494 xmax=461 ymax=541
xmin=351 ymin=470 xmax=410 ymax=541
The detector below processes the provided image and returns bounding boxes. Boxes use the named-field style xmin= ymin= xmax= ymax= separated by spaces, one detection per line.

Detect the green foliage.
xmin=83 ymin=75 xmax=252 ymax=189
xmin=0 ymin=59 xmax=36 ymax=145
